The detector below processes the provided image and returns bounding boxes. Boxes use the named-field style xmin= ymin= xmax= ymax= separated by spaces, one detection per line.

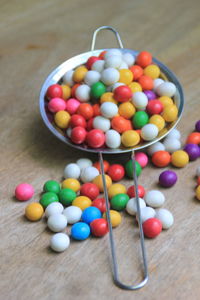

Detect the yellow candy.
xmin=119 ymin=69 xmax=133 ymax=85
xmin=159 ymin=96 xmax=174 ymax=108
xmin=25 ymin=203 xmax=44 ymax=221
xmin=128 ymin=82 xmax=142 ymax=93
xmin=144 ymin=65 xmax=160 ymax=79
xmin=171 ymin=150 xmax=189 ymax=168
xmin=118 ymin=102 xmax=136 ymax=119
xmin=73 ymin=65 xmax=88 ymax=83
xmin=100 ymin=92 xmax=117 ymax=104
xmin=121 ymin=130 xmax=140 ymax=147
xmin=149 ymin=114 xmax=165 ymax=131
xmin=92 ymin=174 xmax=112 ymax=192
xmin=162 ymin=105 xmax=178 ymax=122
xmin=54 ymin=111 xmax=70 ymax=128
xmin=103 ymin=210 xmax=122 ymax=227
xmin=196 ymin=186 xmax=200 ymax=201
xmin=61 ymin=85 xmax=71 ymax=100
xmin=61 ymin=178 xmax=80 ymax=192
xmin=108 ymin=184 xmax=127 ymax=199
xmin=72 ymin=196 xmax=92 ymax=210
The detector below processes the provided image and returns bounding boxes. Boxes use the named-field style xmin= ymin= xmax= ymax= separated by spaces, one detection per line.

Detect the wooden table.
xmin=1 ymin=0 xmax=200 ymax=299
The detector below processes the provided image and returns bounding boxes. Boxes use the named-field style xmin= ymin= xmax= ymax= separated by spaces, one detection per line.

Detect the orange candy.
xmin=136 ymin=51 xmax=152 ymax=68
xmin=93 ymin=160 xmax=110 ymax=173
xmin=77 ymin=103 xmax=93 ymax=120
xmin=99 ymin=50 xmax=106 ymax=59
xmin=186 ymin=132 xmax=200 ymax=145
xmin=152 ymin=151 xmax=171 ymax=167
xmin=129 ymin=65 xmax=143 ymax=80
xmin=71 ymin=83 xmax=80 ymax=98
xmin=111 ymin=116 xmax=132 ymax=133
xmin=93 ymin=103 xmax=101 ymax=116
xmin=138 ymin=75 xmax=154 ymax=90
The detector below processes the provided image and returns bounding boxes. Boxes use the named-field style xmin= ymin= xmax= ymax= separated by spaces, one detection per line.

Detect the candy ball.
xmin=125 ymin=160 xmax=142 ymax=178
xmin=121 ymin=130 xmax=140 ymax=147
xmin=63 ymin=70 xmax=74 ymax=86
xmin=105 ymin=129 xmax=121 ymax=149
xmin=61 ymin=85 xmax=72 ymax=100
xmin=25 ymin=203 xmax=44 ymax=221
xmin=111 ymin=193 xmax=129 ymax=211
xmin=71 ymin=222 xmax=90 ymax=240
xmin=91 ymin=60 xmax=105 ymax=72
xmin=171 ymin=150 xmax=189 ymax=167
xmin=80 ymin=166 xmax=99 ymax=183
xmin=129 ymin=82 xmax=142 ymax=93
xmin=93 ymin=160 xmax=110 ymax=173
xmin=107 ymin=164 xmax=125 ymax=181
xmin=71 ymin=126 xmax=87 ymax=144
xmin=145 ymin=190 xmax=165 ymax=207
xmin=86 ymin=129 xmax=105 ymax=148
xmin=75 ymin=84 xmax=90 ymax=102
xmin=147 ymin=142 xmax=165 ymax=156
xmin=138 ymin=75 xmax=154 ymax=90
xmin=104 ymin=49 xmax=122 ymax=59
xmin=196 ymin=186 xmax=200 ymax=201
xmin=195 ymin=120 xmax=200 ymax=132
xmin=64 ymin=163 xmax=80 ymax=179
xmin=135 ymin=152 xmax=148 ymax=168
xmin=84 ymin=70 xmax=101 ymax=86
xmin=93 ymin=116 xmax=111 ymax=132
xmin=122 ymin=52 xmax=135 ymax=67
xmin=90 ymin=218 xmax=108 ymax=237
xmin=72 ymin=196 xmax=92 ymax=211
xmin=108 ymin=183 xmax=127 ymax=199
xmin=184 ymin=143 xmax=200 ymax=161
xmin=86 ymin=56 xmax=100 ymax=69
xmin=159 ymin=170 xmax=177 ymax=187
xmin=159 ymin=96 xmax=174 ymax=108
xmin=118 ymin=102 xmax=136 ymax=119
xmin=132 ymin=92 xmax=148 ymax=109
xmin=77 ymin=103 xmax=94 ymax=120
xmin=54 ymin=111 xmax=70 ymax=128
xmin=92 ymin=174 xmax=112 ymax=192
xmin=63 ymin=206 xmax=82 ymax=224
xmin=162 ymin=105 xmax=178 ymax=122
xmin=142 ymin=218 xmax=162 ymax=238
xmin=114 ymin=85 xmax=132 ymax=102
xmin=141 ymin=124 xmax=159 ymax=141
xmin=59 ymin=188 xmax=77 ymax=206
xmin=82 ymin=206 xmax=102 ymax=224
xmin=163 ymin=138 xmax=181 ymax=153
xmin=40 ymin=192 xmax=59 ymax=208
xmin=129 ymin=65 xmax=143 ymax=80
xmin=152 ymin=151 xmax=171 ymax=167
xmin=111 ymin=116 xmax=132 ymax=133
xmin=127 ymin=185 xmax=145 ymax=198
xmin=101 ymin=68 xmax=120 ymax=86
xmin=47 ymin=213 xmax=67 ymax=232
xmin=136 ymin=51 xmax=152 ymax=68
xmin=155 ymin=208 xmax=174 ymax=229
xmin=76 ymin=158 xmax=93 ymax=170
xmin=65 ymin=98 xmax=80 ymax=115
xmin=70 ymin=114 xmax=87 ymax=128
xmin=103 ymin=210 xmax=122 ymax=227
xmin=61 ymin=178 xmax=80 ymax=192
xmin=136 ymin=206 xmax=156 ymax=223
xmin=146 ymin=100 xmax=163 ymax=115
xmin=156 ymin=82 xmax=176 ymax=97
xmin=43 ymin=180 xmax=60 ymax=194
xmin=45 ymin=202 xmax=64 ymax=218
xmin=126 ymin=197 xmax=146 ymax=216
xmin=119 ymin=69 xmax=134 ymax=85
xmin=186 ymin=132 xmax=200 ymax=144
xmin=92 ymin=198 xmax=108 ymax=213
xmin=15 ymin=183 xmax=34 ymax=201
xmin=100 ymin=102 xmax=118 ymax=118
xmin=153 ymin=78 xmax=164 ymax=90
xmin=133 ymin=111 xmax=149 ymax=129
xmin=149 ymin=114 xmax=165 ymax=132
xmin=80 ymin=183 xmax=100 ymax=200
xmin=143 ymin=90 xmax=156 ymax=100
xmin=50 ymin=233 xmax=70 ymax=252
xmin=48 ymin=98 xmax=66 ymax=113
xmin=105 ymin=55 xmax=122 ymax=68
xmin=144 ymin=64 xmax=160 ymax=79
xmin=46 ymin=84 xmax=63 ymax=99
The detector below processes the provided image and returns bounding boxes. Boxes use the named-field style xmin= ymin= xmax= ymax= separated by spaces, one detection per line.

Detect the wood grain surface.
xmin=1 ymin=0 xmax=200 ymax=299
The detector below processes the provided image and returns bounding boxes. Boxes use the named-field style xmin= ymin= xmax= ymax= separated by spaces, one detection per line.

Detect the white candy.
xmin=93 ymin=116 xmax=111 ymax=132
xmin=105 ymin=55 xmax=122 ymax=68
xmin=196 ymin=166 xmax=200 ymax=177
xmin=156 ymin=208 xmax=174 ymax=229
xmin=45 ymin=202 xmax=64 ymax=218
xmin=64 ymin=163 xmax=80 ymax=179
xmin=91 ymin=60 xmax=105 ymax=73
xmin=104 ymin=49 xmax=122 ymax=59
xmin=66 ymin=127 xmax=72 ymax=138
xmin=126 ymin=198 xmax=146 ymax=216
xmin=84 ymin=70 xmax=101 ymax=86
xmin=111 ymin=82 xmax=125 ymax=91
xmin=118 ymin=61 xmax=129 ymax=69
xmin=147 ymin=141 xmax=165 ymax=156
xmin=153 ymin=78 xmax=164 ymax=90
xmin=167 ymin=128 xmax=181 ymax=140
xmin=47 ymin=214 xmax=67 ymax=232
xmin=100 ymin=102 xmax=118 ymax=118
xmin=156 ymin=82 xmax=176 ymax=97
xmin=50 ymin=233 xmax=70 ymax=252
xmin=163 ymin=137 xmax=181 ymax=153
xmin=62 ymin=70 xmax=74 ymax=87
xmin=75 ymin=84 xmax=90 ymax=102
xmin=76 ymin=158 xmax=93 ymax=170
xmin=141 ymin=124 xmax=159 ymax=141
xmin=132 ymin=92 xmax=148 ymax=109
xmin=145 ymin=190 xmax=165 ymax=208
xmin=122 ymin=53 xmax=135 ymax=67
xmin=63 ymin=206 xmax=82 ymax=224
xmin=80 ymin=166 xmax=99 ymax=183
xmin=101 ymin=68 xmax=120 ymax=85
xmin=136 ymin=206 xmax=156 ymax=223
xmin=105 ymin=129 xmax=121 ymax=149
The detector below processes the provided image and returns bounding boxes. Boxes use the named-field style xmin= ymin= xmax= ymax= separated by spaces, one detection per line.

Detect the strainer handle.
xmin=91 ymin=26 xmax=124 ymax=51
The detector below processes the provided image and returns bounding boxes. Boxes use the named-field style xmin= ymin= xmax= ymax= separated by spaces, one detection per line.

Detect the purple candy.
xmin=159 ymin=170 xmax=177 ymax=187
xmin=184 ymin=143 xmax=200 ymax=160
xmin=195 ymin=120 xmax=200 ymax=132
xmin=144 ymin=90 xmax=157 ymax=100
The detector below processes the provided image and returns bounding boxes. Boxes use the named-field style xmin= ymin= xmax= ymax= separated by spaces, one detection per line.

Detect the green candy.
xmin=125 ymin=160 xmax=142 ymax=178
xmin=59 ymin=188 xmax=76 ymax=206
xmin=39 ymin=192 xmax=59 ymax=208
xmin=91 ymin=81 xmax=106 ymax=99
xmin=43 ymin=180 xmax=61 ymax=194
xmin=132 ymin=111 xmax=149 ymax=129
xmin=111 ymin=193 xmax=129 ymax=211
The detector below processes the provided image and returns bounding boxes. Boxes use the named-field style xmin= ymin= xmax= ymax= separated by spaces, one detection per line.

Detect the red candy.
xmin=80 ymin=183 xmax=100 ymax=200
xmin=99 ymin=51 xmax=106 ymax=59
xmin=93 ymin=104 xmax=101 ymax=116
xmin=129 ymin=65 xmax=143 ymax=80
xmin=77 ymin=103 xmax=94 ymax=120
xmin=93 ymin=160 xmax=110 ymax=173
xmin=146 ymin=100 xmax=163 ymax=115
xmin=114 ymin=85 xmax=132 ymax=102
xmin=142 ymin=218 xmax=162 ymax=238
xmin=15 ymin=183 xmax=34 ymax=201
xmin=86 ymin=56 xmax=101 ymax=69
xmin=71 ymin=83 xmax=80 ymax=98
xmin=136 ymin=51 xmax=152 ymax=68
xmin=138 ymin=75 xmax=153 ymax=90
xmin=86 ymin=118 xmax=94 ymax=131
xmin=86 ymin=129 xmax=105 ymax=148
xmin=90 ymin=218 xmax=109 ymax=237
xmin=92 ymin=198 xmax=108 ymax=213
xmin=46 ymin=84 xmax=63 ymax=100
xmin=107 ymin=164 xmax=125 ymax=181
xmin=70 ymin=126 xmax=87 ymax=144
xmin=127 ymin=185 xmax=145 ymax=198
xmin=70 ymin=114 xmax=87 ymax=128
xmin=186 ymin=132 xmax=200 ymax=145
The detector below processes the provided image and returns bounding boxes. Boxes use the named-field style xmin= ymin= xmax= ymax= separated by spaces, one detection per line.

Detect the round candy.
xmin=184 ymin=143 xmax=200 ymax=160
xmin=155 ymin=208 xmax=174 ymax=229
xmin=107 ymin=164 xmax=125 ymax=181
xmin=100 ymin=102 xmax=118 ymax=118
xmin=144 ymin=64 xmax=160 ymax=79
xmin=50 ymin=233 xmax=70 ymax=252
xmin=145 ymin=190 xmax=165 ymax=207
xmin=118 ymin=102 xmax=135 ymax=119
xmin=196 ymin=185 xmax=200 ymax=200
xmin=138 ymin=75 xmax=153 ymax=90
xmin=86 ymin=129 xmax=105 ymax=148
xmin=25 ymin=203 xmax=44 ymax=221
xmin=101 ymin=68 xmax=120 ymax=86
xmin=136 ymin=51 xmax=152 ymax=68
xmin=86 ymin=56 xmax=100 ymax=69
xmin=186 ymin=132 xmax=200 ymax=144
xmin=77 ymin=103 xmax=93 ymax=120
xmin=75 ymin=84 xmax=90 ymax=102
xmin=118 ymin=69 xmax=133 ymax=85
xmin=114 ymin=85 xmax=132 ymax=102
xmin=65 ymin=98 xmax=80 ymax=114
xmin=136 ymin=206 xmax=156 ymax=223
xmin=121 ymin=130 xmax=140 ymax=147
xmin=125 ymin=160 xmax=142 ymax=178
xmin=103 ymin=210 xmax=122 ymax=227
xmin=147 ymin=142 xmax=165 ymax=156
xmin=61 ymin=84 xmax=71 ymax=100
xmin=129 ymin=82 xmax=142 ymax=93
xmin=153 ymin=78 xmax=164 ymax=90
xmin=73 ymin=65 xmax=88 ymax=82
xmin=64 ymin=163 xmax=80 ymax=179
xmin=171 ymin=150 xmax=189 ymax=167
xmin=149 ymin=115 xmax=165 ymax=132
xmin=129 ymin=65 xmax=143 ymax=80
xmin=40 ymin=192 xmax=59 ymax=208
xmin=162 ymin=105 xmax=178 ymax=122
xmin=152 ymin=151 xmax=171 ymax=167
xmin=158 ymin=96 xmax=174 ymax=108
xmin=93 ymin=160 xmax=110 ymax=173
xmin=104 ymin=49 xmax=122 ymax=59
xmin=48 ymin=97 xmax=66 ymax=113
xmin=132 ymin=92 xmax=148 ymax=109
xmin=105 ymin=55 xmax=122 ymax=68
xmin=142 ymin=218 xmax=162 ymax=238
xmin=146 ymin=100 xmax=163 ymax=115
xmin=111 ymin=116 xmax=132 ymax=133
xmin=76 ymin=158 xmax=93 ymax=170
xmin=59 ymin=188 xmax=77 ymax=206
xmin=132 ymin=111 xmax=149 ymax=129
xmin=127 ymin=185 xmax=145 ymax=198
xmin=92 ymin=174 xmax=112 ymax=192
xmin=92 ymin=198 xmax=108 ymax=213
xmin=63 ymin=206 xmax=82 ymax=224
xmin=46 ymin=84 xmax=63 ymax=99
xmin=135 ymin=152 xmax=148 ymax=168
xmin=70 ymin=114 xmax=87 ymax=128
xmin=47 ymin=213 xmax=67 ymax=232
xmin=90 ymin=218 xmax=108 ymax=237
xmin=92 ymin=60 xmax=105 ymax=72
xmin=45 ymin=202 xmax=64 ymax=218
xmin=141 ymin=124 xmax=158 ymax=141
xmin=105 ymin=129 xmax=121 ymax=149
xmin=84 ymin=70 xmax=101 ymax=86
xmin=195 ymin=120 xmax=200 ymax=132
xmin=159 ymin=170 xmax=177 ymax=187
xmin=43 ymin=180 xmax=60 ymax=194
xmin=100 ymin=92 xmax=117 ymax=104
xmin=71 ymin=126 xmax=87 ymax=144
xmin=163 ymin=138 xmax=181 ymax=153
xmin=82 ymin=206 xmax=102 ymax=224
xmin=63 ymin=70 xmax=74 ymax=86
xmin=80 ymin=166 xmax=99 ymax=183
xmin=111 ymin=193 xmax=129 ymax=211
xmin=143 ymin=90 xmax=156 ymax=100
xmin=72 ymin=196 xmax=92 ymax=211
xmin=108 ymin=183 xmax=127 ymax=199
xmin=61 ymin=178 xmax=80 ymax=192
xmin=93 ymin=116 xmax=111 ymax=132
xmin=54 ymin=111 xmax=71 ymax=129
xmin=71 ymin=222 xmax=90 ymax=240
xmin=126 ymin=197 xmax=146 ymax=216
xmin=15 ymin=183 xmax=34 ymax=201
xmin=80 ymin=183 xmax=100 ymax=200
xmin=156 ymin=82 xmax=176 ymax=97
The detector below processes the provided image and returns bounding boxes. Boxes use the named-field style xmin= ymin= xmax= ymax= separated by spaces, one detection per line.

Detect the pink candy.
xmin=48 ymin=97 xmax=66 ymax=113
xmin=15 ymin=183 xmax=34 ymax=201
xmin=65 ymin=98 xmax=80 ymax=114
xmin=135 ymin=152 xmax=148 ymax=168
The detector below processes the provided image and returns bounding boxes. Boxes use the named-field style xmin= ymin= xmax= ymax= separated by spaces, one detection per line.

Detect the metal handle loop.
xmin=91 ymin=26 xmax=124 ymax=51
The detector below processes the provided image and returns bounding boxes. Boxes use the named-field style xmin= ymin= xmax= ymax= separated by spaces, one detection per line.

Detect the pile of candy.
xmin=45 ymin=49 xmax=179 ymax=149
